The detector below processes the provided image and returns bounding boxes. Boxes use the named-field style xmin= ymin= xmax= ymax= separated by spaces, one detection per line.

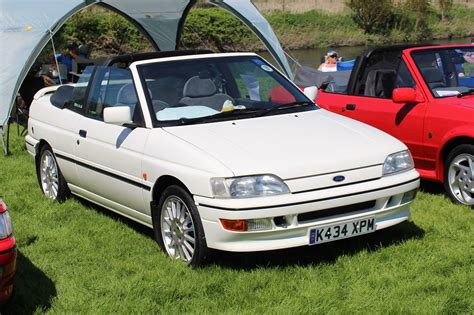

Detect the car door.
xmin=35 ymin=67 xmax=96 ymax=186
xmin=326 ymin=55 xmax=428 ymax=168
xmin=74 ymin=66 xmax=151 ymax=216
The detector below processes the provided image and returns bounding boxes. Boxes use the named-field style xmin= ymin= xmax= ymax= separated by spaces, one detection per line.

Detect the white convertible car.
xmin=26 ymin=51 xmax=420 ymax=266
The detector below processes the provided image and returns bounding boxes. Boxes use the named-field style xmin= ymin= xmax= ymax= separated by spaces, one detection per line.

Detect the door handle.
xmin=79 ymin=129 xmax=87 ymax=138
xmin=346 ymin=104 xmax=356 ymax=111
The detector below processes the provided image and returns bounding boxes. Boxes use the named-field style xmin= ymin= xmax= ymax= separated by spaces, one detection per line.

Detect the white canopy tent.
xmin=0 ymin=0 xmax=291 ymax=154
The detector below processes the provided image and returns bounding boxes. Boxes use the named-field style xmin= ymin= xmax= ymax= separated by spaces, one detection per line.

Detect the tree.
xmin=346 ymin=0 xmax=395 ymax=34
xmin=405 ymin=0 xmax=431 ymax=33
xmin=438 ymin=0 xmax=454 ymax=21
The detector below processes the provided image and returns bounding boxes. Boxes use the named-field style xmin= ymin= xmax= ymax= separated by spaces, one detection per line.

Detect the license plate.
xmin=309 ymin=217 xmax=376 ymax=245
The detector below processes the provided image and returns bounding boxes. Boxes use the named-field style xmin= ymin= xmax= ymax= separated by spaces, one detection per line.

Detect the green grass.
xmin=1 ymin=126 xmax=473 ymax=313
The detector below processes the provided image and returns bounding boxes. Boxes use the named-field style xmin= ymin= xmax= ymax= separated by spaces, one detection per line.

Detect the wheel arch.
xmin=439 ymin=136 xmax=474 ymax=180
xmin=35 ymin=139 xmax=51 ymax=166
xmin=151 ymin=175 xmax=191 ymax=203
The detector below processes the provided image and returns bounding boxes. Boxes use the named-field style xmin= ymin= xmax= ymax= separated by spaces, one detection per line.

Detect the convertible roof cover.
xmin=0 ymin=0 xmax=291 ymax=130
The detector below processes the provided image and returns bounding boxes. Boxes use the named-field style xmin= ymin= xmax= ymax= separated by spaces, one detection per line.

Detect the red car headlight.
xmin=0 ymin=200 xmax=13 ymax=239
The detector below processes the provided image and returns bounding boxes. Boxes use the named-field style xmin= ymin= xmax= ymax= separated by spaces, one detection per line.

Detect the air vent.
xmin=298 ymin=200 xmax=376 ymax=223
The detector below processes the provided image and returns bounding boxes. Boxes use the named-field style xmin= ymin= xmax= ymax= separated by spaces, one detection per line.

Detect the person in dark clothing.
xmin=18 ymin=73 xmax=55 ymax=111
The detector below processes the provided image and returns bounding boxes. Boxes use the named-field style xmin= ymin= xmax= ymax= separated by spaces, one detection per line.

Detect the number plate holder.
xmin=309 ymin=217 xmax=376 ymax=245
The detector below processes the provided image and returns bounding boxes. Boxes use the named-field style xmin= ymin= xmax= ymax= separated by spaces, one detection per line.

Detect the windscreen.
xmin=411 ymin=47 xmax=474 ymax=98
xmin=138 ymin=56 xmax=315 ymax=126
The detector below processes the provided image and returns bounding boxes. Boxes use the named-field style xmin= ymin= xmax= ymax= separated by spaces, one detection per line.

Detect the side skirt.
xmin=69 ymin=184 xmax=153 ymax=228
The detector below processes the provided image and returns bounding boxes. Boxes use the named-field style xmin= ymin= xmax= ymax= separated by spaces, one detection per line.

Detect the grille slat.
xmin=297 ymin=200 xmax=376 ymax=223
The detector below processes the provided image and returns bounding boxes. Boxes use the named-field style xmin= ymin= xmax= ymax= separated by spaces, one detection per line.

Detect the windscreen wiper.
xmin=457 ymin=89 xmax=474 ymax=98
xmin=176 ymin=108 xmax=262 ymax=125
xmin=258 ymin=101 xmax=315 ymax=117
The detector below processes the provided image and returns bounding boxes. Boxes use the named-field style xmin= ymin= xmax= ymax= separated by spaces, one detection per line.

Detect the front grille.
xmin=297 ymin=200 xmax=376 ymax=223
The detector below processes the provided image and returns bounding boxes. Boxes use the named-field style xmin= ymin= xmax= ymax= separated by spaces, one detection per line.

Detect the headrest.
xmin=78 ymin=44 xmax=92 ymax=56
xmin=116 ymin=83 xmax=137 ymax=105
xmin=421 ymin=68 xmax=444 ymax=83
xmin=183 ymin=76 xmax=217 ymax=98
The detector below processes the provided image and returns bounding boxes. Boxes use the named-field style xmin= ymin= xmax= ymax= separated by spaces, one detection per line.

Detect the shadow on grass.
xmin=1 ymin=251 xmax=56 ymax=314
xmin=74 ymin=197 xmax=425 ymax=270
xmin=419 ymin=180 xmax=445 ymax=195
xmin=76 ymin=197 xmax=154 ymax=239
xmin=209 ymin=221 xmax=425 ymax=270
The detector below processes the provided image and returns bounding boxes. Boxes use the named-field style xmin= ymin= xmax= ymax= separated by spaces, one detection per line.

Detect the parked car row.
xmin=26 ymin=51 xmax=420 ymax=266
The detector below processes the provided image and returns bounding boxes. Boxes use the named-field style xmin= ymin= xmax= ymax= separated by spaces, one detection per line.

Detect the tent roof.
xmin=0 ymin=0 xmax=291 ymax=131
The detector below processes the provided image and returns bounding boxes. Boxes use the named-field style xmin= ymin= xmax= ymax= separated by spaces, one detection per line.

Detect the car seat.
xmin=116 ymin=83 xmax=137 ymax=106
xmin=115 ymin=83 xmax=140 ymax=122
xmin=179 ymin=76 xmax=233 ymax=111
xmin=364 ymin=69 xmax=396 ymax=98
xmin=421 ymin=68 xmax=446 ymax=89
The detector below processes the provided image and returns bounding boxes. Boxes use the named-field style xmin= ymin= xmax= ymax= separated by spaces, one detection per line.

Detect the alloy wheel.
xmin=160 ymin=196 xmax=196 ymax=262
xmin=448 ymin=153 xmax=474 ymax=205
xmin=40 ymin=150 xmax=59 ymax=199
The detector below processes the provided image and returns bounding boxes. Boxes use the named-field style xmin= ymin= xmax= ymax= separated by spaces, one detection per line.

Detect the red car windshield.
xmin=411 ymin=47 xmax=474 ymax=98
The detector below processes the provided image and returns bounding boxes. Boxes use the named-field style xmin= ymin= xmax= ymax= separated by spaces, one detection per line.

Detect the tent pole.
xmin=0 ymin=125 xmax=8 ymax=156
xmin=49 ymin=29 xmax=63 ymax=85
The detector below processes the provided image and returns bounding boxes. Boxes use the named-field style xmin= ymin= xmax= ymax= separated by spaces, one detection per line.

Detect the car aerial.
xmin=0 ymin=198 xmax=16 ymax=304
xmin=26 ymin=51 xmax=420 ymax=266
xmin=316 ymin=44 xmax=474 ymax=207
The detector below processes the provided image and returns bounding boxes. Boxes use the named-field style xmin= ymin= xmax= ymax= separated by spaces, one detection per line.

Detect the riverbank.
xmin=57 ymin=6 xmax=474 ymax=58
xmin=182 ymin=7 xmax=474 ymax=52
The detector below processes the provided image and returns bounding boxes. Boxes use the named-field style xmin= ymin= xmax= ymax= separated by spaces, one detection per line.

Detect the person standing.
xmin=56 ymin=42 xmax=85 ymax=73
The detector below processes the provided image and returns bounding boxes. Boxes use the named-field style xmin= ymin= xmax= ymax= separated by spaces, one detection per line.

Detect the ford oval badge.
xmin=333 ymin=175 xmax=345 ymax=182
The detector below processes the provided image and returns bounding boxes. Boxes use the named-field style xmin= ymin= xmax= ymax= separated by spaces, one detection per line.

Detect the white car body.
xmin=26 ymin=52 xmax=419 ymax=259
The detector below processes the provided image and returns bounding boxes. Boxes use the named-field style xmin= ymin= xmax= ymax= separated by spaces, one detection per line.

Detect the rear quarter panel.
xmin=28 ymin=93 xmax=82 ymax=185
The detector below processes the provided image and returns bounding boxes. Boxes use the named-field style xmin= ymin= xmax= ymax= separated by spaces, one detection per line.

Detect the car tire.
xmin=37 ymin=145 xmax=70 ymax=202
xmin=444 ymin=144 xmax=474 ymax=207
xmin=152 ymin=185 xmax=208 ymax=267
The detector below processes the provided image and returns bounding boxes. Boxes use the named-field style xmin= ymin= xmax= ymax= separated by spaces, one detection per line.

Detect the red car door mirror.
xmin=392 ymin=88 xmax=423 ymax=103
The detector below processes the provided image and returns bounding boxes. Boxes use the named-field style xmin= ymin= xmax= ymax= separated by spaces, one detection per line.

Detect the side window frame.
xmin=64 ymin=66 xmax=97 ymax=115
xmin=84 ymin=66 xmax=145 ymax=126
xmin=353 ymin=50 xmax=402 ymax=99
xmin=395 ymin=58 xmax=416 ymax=89
xmin=84 ymin=66 xmax=109 ymax=121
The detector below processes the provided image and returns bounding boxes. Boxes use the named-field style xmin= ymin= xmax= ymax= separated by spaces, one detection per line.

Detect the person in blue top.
xmin=55 ymin=42 xmax=83 ymax=73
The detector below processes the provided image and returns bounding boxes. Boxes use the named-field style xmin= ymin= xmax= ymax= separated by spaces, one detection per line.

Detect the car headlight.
xmin=0 ymin=200 xmax=13 ymax=239
xmin=383 ymin=150 xmax=414 ymax=176
xmin=211 ymin=175 xmax=290 ymax=198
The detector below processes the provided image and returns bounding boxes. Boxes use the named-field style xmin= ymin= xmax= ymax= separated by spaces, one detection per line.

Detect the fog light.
xmin=247 ymin=218 xmax=273 ymax=231
xmin=220 ymin=218 xmax=273 ymax=232
xmin=402 ymin=189 xmax=418 ymax=204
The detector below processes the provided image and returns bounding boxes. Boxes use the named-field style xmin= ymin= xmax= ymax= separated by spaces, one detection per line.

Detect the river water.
xmin=259 ymin=37 xmax=473 ymax=70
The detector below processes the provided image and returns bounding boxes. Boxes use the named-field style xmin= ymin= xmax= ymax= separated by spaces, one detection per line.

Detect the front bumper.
xmin=195 ymin=170 xmax=419 ymax=252
xmin=25 ymin=134 xmax=39 ymax=157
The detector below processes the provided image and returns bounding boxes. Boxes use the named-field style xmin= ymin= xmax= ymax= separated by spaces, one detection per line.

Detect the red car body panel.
xmin=317 ymin=44 xmax=474 ymax=183
xmin=0 ymin=200 xmax=16 ymax=304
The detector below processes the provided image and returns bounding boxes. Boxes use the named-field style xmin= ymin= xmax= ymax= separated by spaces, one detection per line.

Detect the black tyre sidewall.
xmin=37 ymin=145 xmax=70 ymax=202
xmin=443 ymin=144 xmax=474 ymax=207
xmin=152 ymin=185 xmax=208 ymax=267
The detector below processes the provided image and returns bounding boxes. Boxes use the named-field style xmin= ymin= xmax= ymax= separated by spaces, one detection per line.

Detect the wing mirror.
xmin=103 ymin=106 xmax=132 ymax=125
xmin=303 ymin=86 xmax=318 ymax=100
xmin=50 ymin=85 xmax=74 ymax=109
xmin=392 ymin=88 xmax=424 ymax=103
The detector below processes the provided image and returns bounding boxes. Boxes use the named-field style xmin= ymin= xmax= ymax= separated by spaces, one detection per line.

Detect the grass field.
xmin=1 ymin=126 xmax=473 ymax=314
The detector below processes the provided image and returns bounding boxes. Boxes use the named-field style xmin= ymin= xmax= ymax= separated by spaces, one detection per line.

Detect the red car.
xmin=0 ymin=199 xmax=16 ymax=304
xmin=316 ymin=44 xmax=474 ymax=206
